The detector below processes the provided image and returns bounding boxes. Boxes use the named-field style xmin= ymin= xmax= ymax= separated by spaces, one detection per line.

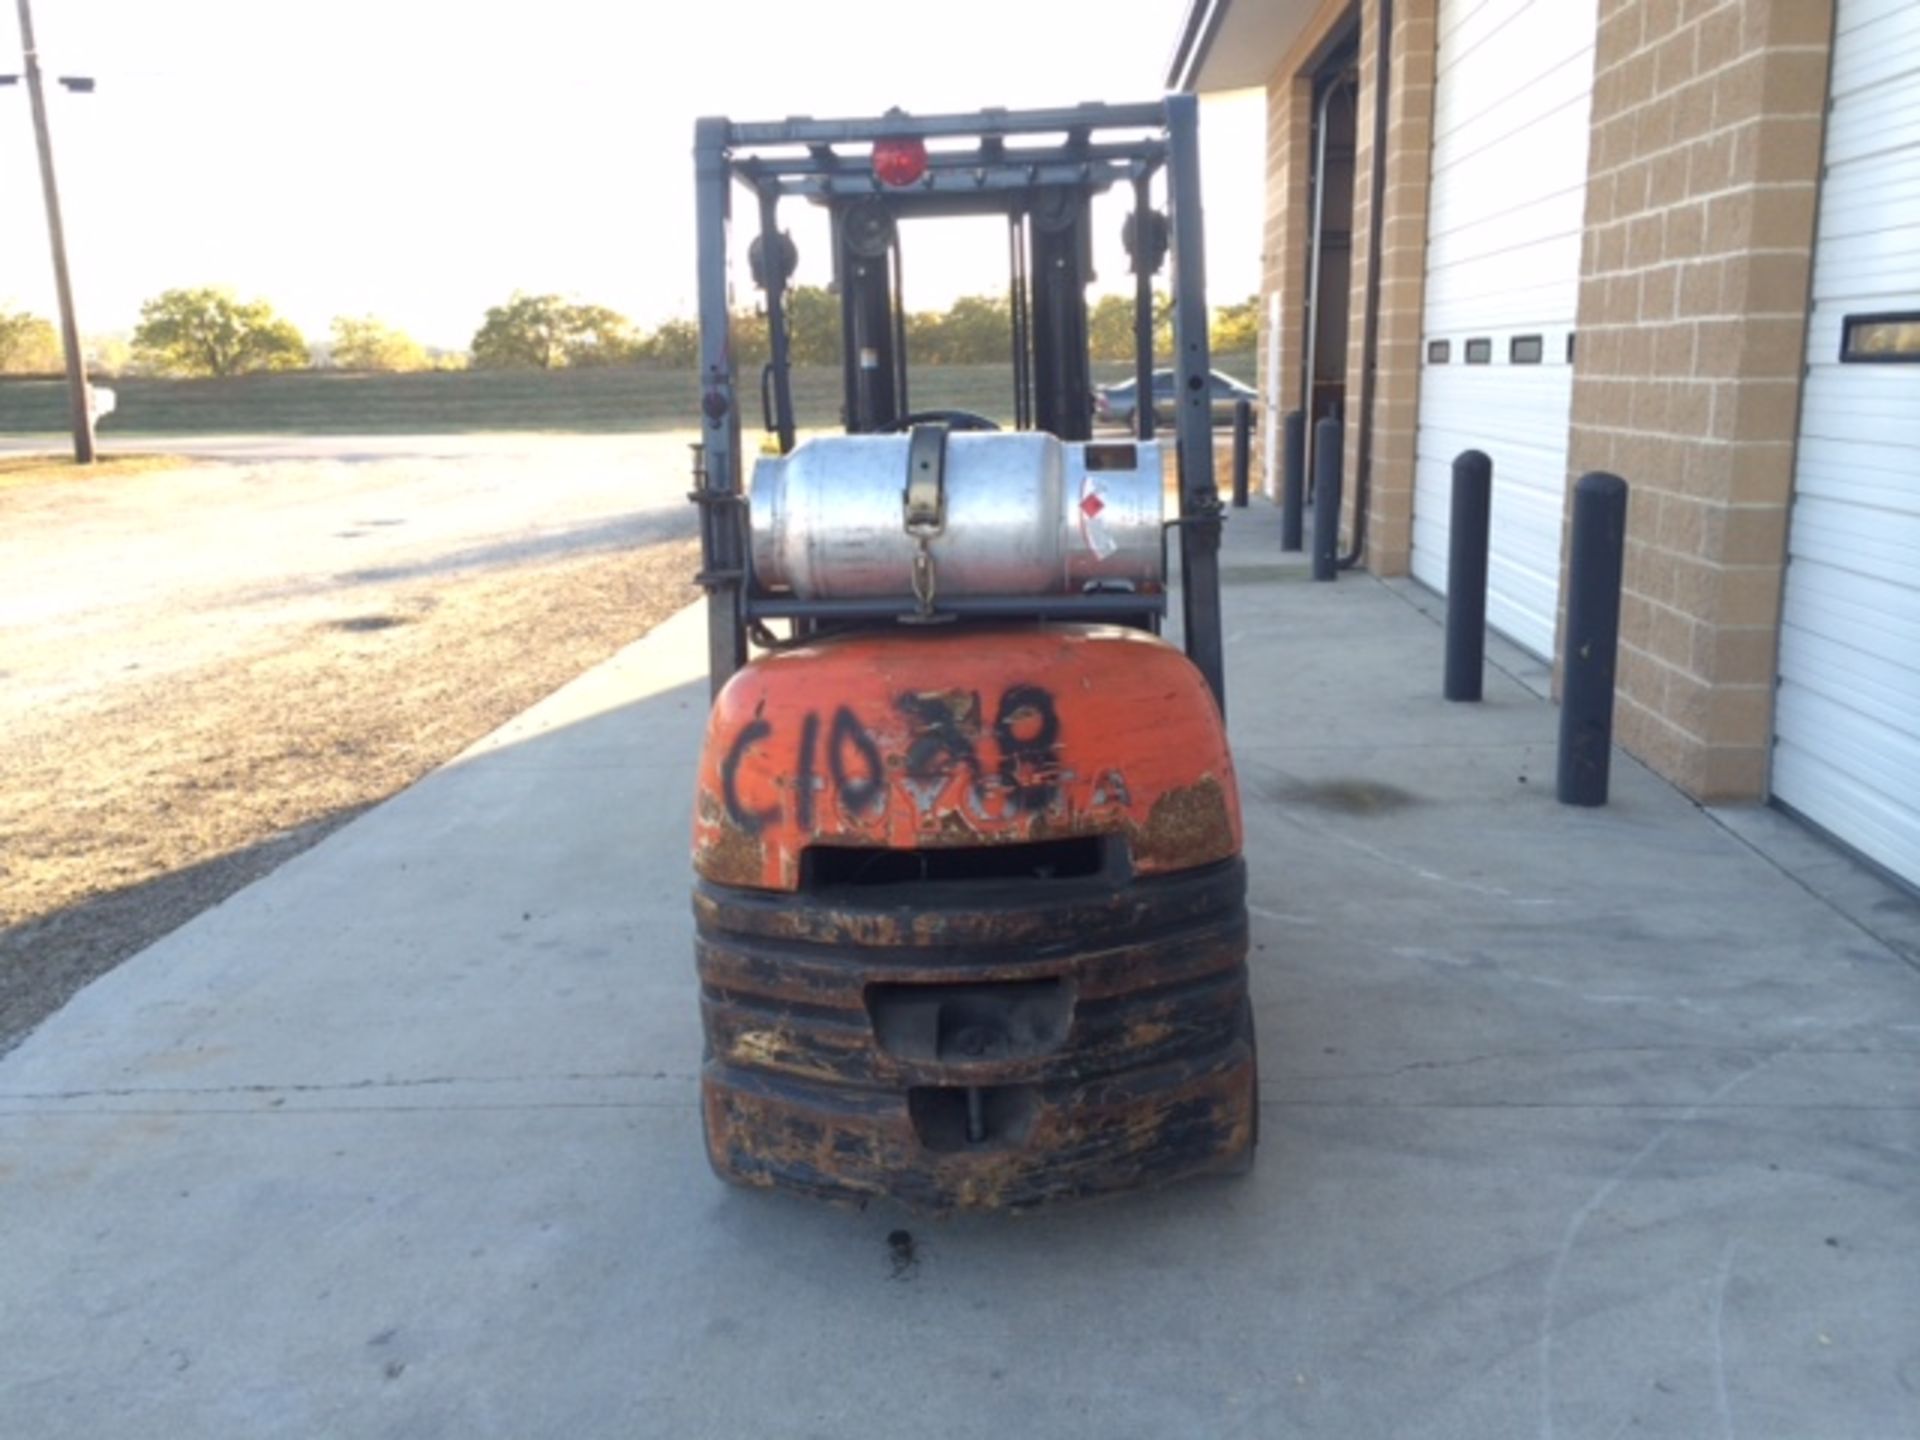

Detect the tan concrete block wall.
xmin=1258 ymin=75 xmax=1315 ymax=499
xmin=1256 ymin=0 xmax=1350 ymax=501
xmin=1568 ymin=0 xmax=1832 ymax=802
xmin=1251 ymin=0 xmax=1435 ymax=562
xmin=1338 ymin=0 xmax=1436 ymax=577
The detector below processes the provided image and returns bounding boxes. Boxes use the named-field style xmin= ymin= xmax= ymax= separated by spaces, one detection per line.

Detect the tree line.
xmin=0 ymin=287 xmax=1261 ymax=381
xmin=729 ymin=289 xmax=1258 ymax=367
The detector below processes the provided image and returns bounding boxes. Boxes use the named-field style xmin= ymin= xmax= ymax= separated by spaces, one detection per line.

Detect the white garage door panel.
xmin=1423 ymin=214 xmax=1589 ymax=331
xmin=1795 ymin=358 xmax=1920 ymax=441
xmin=1822 ymin=48 xmax=1920 ymax=156
xmin=1778 ymin=675 xmax=1920 ymax=793
xmin=1416 ymin=366 xmax=1577 ymax=457
xmin=1775 ymin=693 xmax=1920 ymax=815
xmin=1832 ymin=0 xmax=1920 ymax=89
xmin=1412 ymin=361 xmax=1575 ymax=650
xmin=1437 ymin=0 xmax=1534 ymax=64
xmin=1815 ymin=146 xmax=1920 ymax=212
xmin=1796 ymin=405 xmax=1920 ymax=472
xmin=1795 ymin=436 xmax=1920 ymax=514
xmin=1813 ymin=200 xmax=1920 ymax=269
xmin=1781 ymin=672 xmax=1920 ymax=788
xmin=1773 ymin=0 xmax=1920 ymax=887
xmin=1788 ymin=514 xmax=1920 ymax=606
xmin=1842 ymin=0 xmax=1915 ymax=32
xmin=1797 ymin=374 xmax=1920 ymax=443
xmin=1426 ymin=171 xmax=1590 ymax=259
xmin=1422 ymin=264 xmax=1581 ymax=335
xmin=1774 ymin=744 xmax=1920 ymax=886
xmin=1809 ymin=208 xmax=1920 ymax=296
xmin=1430 ymin=73 xmax=1593 ymax=179
xmin=1425 ymin=90 xmax=1593 ymax=333
xmin=1411 ymin=0 xmax=1597 ymax=658
xmin=1786 ymin=497 xmax=1920 ymax=595
xmin=1438 ymin=0 xmax=1574 ymax=96
xmin=1778 ymin=551 xmax=1920 ymax=665
xmin=1430 ymin=60 xmax=1595 ymax=177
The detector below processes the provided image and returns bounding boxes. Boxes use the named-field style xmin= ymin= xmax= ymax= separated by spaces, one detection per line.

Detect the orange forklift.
xmin=687 ymin=97 xmax=1254 ymax=1210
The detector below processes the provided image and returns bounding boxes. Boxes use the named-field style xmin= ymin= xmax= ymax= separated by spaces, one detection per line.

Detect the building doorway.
xmin=1302 ymin=42 xmax=1358 ymax=483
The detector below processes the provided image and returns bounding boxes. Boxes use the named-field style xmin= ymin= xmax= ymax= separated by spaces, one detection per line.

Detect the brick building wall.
xmin=1566 ymin=0 xmax=1835 ymax=799
xmin=1257 ymin=0 xmax=1350 ymax=500
xmin=1250 ymin=0 xmax=1436 ymax=571
xmin=1337 ymin=0 xmax=1435 ymax=577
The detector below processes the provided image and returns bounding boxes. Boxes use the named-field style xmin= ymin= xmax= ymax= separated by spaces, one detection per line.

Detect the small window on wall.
xmin=1510 ymin=335 xmax=1544 ymax=364
xmin=1840 ymin=312 xmax=1920 ymax=363
xmin=1427 ymin=339 xmax=1450 ymax=364
xmin=1566 ymin=332 xmax=1577 ymax=363
xmin=1464 ymin=338 xmax=1492 ymax=364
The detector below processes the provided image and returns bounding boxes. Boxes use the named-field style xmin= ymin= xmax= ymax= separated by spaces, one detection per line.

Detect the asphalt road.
xmin=0 ymin=434 xmax=698 ymax=724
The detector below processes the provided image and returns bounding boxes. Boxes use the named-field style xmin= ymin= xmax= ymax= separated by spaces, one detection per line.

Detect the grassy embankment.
xmin=0 ymin=353 xmax=1255 ymax=437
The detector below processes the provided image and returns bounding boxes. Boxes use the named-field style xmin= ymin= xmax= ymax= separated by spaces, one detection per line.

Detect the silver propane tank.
xmin=748 ymin=431 xmax=1164 ymax=600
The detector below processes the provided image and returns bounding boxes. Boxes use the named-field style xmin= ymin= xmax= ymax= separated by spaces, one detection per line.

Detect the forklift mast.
xmin=690 ymin=98 xmax=1224 ymax=709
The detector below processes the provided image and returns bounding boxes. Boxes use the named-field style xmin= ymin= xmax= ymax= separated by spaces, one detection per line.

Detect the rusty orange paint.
xmin=691 ymin=623 xmax=1242 ymax=891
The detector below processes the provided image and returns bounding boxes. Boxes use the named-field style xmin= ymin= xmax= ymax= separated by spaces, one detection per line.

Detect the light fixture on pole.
xmin=8 ymin=0 xmax=96 ymax=464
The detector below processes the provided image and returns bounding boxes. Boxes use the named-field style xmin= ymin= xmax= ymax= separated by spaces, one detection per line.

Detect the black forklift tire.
xmin=1221 ymin=996 xmax=1260 ymax=1177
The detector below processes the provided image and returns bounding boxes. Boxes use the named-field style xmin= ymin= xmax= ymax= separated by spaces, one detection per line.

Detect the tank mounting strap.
xmin=903 ymin=424 xmax=948 ymax=618
xmin=903 ymin=425 xmax=947 ymax=534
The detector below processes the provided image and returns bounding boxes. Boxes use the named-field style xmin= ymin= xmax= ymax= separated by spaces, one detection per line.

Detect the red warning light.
xmin=872 ymin=136 xmax=928 ymax=188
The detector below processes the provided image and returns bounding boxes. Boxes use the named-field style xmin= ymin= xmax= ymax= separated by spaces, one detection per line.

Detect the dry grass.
xmin=0 ymin=534 xmax=699 ymax=1051
xmin=0 ymin=352 xmax=1258 ymax=437
xmin=0 ymin=452 xmax=193 ymax=489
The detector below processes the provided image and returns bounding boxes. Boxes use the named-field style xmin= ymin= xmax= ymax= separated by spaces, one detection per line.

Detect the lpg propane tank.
xmin=749 ymin=432 xmax=1164 ymax=599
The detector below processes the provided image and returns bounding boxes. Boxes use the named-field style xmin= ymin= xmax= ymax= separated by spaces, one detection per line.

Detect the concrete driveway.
xmin=1 ymin=502 xmax=1915 ymax=1438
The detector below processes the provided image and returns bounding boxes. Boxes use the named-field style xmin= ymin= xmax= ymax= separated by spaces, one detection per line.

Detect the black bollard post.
xmin=1310 ymin=415 xmax=1342 ymax=582
xmin=1444 ymin=449 xmax=1494 ymax=701
xmin=1231 ymin=398 xmax=1253 ymax=509
xmin=1558 ymin=471 xmax=1630 ymax=806
xmin=1281 ymin=410 xmax=1306 ymax=552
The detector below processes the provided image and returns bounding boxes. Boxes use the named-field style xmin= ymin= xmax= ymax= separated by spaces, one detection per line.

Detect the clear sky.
xmin=2 ymin=0 xmax=1264 ymax=352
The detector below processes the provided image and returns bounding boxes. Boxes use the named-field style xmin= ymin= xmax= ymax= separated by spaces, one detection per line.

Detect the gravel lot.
xmin=0 ymin=435 xmax=701 ymax=1051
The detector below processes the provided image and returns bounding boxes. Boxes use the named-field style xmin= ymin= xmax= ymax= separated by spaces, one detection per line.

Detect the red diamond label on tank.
xmin=1079 ymin=476 xmax=1117 ymax=560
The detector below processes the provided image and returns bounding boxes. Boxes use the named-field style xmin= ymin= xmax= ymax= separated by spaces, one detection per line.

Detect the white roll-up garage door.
xmin=1772 ymin=0 xmax=1920 ymax=888
xmin=1410 ymin=0 xmax=1598 ymax=658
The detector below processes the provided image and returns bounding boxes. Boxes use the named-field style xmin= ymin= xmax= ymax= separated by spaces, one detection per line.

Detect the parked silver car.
xmin=1092 ymin=368 xmax=1257 ymax=427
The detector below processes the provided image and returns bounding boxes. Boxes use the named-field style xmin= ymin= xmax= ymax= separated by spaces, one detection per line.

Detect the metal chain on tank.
xmin=909 ymin=536 xmax=938 ymax=614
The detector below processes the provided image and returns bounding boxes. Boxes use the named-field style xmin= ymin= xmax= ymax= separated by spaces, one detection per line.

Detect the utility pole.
xmin=12 ymin=0 xmax=94 ymax=462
